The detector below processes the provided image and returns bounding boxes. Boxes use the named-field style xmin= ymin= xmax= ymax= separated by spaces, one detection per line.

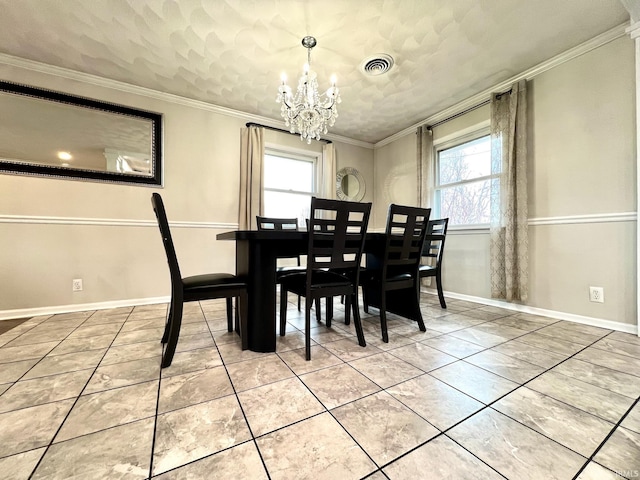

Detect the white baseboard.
xmin=2 ymin=291 xmax=638 ymax=337
xmin=423 ymin=288 xmax=638 ymax=335
xmin=0 ymin=296 xmax=170 ymax=321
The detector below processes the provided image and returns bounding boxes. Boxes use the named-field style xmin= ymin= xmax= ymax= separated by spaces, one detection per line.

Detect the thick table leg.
xmin=236 ymin=240 xmax=278 ymax=352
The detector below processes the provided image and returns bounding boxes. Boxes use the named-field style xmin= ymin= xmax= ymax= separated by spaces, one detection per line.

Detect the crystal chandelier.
xmin=276 ymin=36 xmax=341 ymax=144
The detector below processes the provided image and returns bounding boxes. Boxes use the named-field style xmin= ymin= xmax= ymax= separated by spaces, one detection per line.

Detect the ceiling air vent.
xmin=360 ymin=54 xmax=394 ymax=76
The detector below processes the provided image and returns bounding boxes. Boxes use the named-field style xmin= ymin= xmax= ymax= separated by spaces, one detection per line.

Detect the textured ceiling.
xmin=0 ymin=0 xmax=629 ymax=144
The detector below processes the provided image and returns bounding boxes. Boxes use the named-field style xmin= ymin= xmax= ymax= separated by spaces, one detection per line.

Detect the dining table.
xmin=216 ymin=230 xmax=424 ymax=352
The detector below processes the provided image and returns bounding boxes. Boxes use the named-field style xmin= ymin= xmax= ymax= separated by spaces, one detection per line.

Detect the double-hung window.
xmin=434 ymin=132 xmax=495 ymax=226
xmin=263 ymin=148 xmax=316 ymax=225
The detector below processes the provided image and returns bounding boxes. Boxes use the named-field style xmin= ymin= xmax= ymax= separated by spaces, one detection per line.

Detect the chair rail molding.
xmin=0 ymin=214 xmax=238 ymax=230
xmin=527 ymin=211 xmax=637 ymax=226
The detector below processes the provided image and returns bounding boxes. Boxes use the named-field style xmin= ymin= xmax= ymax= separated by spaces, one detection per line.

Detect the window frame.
xmin=433 ymin=127 xmax=495 ymax=229
xmin=263 ymin=145 xmax=320 ymax=220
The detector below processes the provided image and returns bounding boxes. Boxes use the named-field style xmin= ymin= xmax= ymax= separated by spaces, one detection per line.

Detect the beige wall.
xmin=372 ymin=133 xmax=417 ymax=230
xmin=374 ymin=36 xmax=637 ymax=327
xmin=528 ymin=36 xmax=636 ymax=323
xmin=0 ymin=64 xmax=373 ymax=313
xmin=1 ymin=35 xmax=635 ymax=326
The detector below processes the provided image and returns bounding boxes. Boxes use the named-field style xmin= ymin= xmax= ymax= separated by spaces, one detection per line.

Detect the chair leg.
xmin=226 ymin=297 xmax=233 ymax=333
xmin=379 ymin=289 xmax=389 ymax=343
xmin=239 ymin=291 xmax=249 ymax=350
xmin=297 ymin=295 xmax=301 ymax=311
xmin=416 ymin=305 xmax=427 ymax=333
xmin=327 ymin=297 xmax=334 ymax=323
xmin=362 ymin=287 xmax=369 ymax=314
xmin=344 ymin=295 xmax=351 ymax=326
xmin=351 ymin=294 xmax=366 ymax=347
xmin=315 ymin=298 xmax=321 ymax=322
xmin=305 ymin=298 xmax=312 ymax=361
xmin=414 ymin=280 xmax=427 ymax=333
xmin=162 ymin=299 xmax=183 ymax=368
xmin=161 ymin=297 xmax=173 ymax=344
xmin=279 ymin=285 xmax=288 ymax=336
xmin=436 ymin=271 xmax=447 ymax=308
xmin=234 ymin=297 xmax=240 ymax=333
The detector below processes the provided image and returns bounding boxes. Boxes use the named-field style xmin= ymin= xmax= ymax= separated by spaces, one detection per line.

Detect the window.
xmin=435 ymin=133 xmax=494 ymax=226
xmin=264 ymin=149 xmax=316 ymax=224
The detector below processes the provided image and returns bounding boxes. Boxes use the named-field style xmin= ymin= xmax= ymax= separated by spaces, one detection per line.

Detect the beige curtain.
xmin=490 ymin=80 xmax=529 ymax=301
xmin=239 ymin=126 xmax=264 ymax=230
xmin=417 ymin=126 xmax=434 ymax=208
xmin=318 ymin=143 xmax=336 ymax=199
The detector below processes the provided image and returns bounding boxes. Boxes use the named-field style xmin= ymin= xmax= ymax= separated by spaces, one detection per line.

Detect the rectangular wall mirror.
xmin=0 ymin=80 xmax=163 ymax=186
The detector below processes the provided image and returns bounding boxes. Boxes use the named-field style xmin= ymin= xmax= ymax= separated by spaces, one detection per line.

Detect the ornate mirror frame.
xmin=0 ymin=80 xmax=163 ymax=186
xmin=336 ymin=166 xmax=365 ymax=202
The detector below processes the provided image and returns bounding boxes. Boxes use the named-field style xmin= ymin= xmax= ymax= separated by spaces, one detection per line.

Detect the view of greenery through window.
xmin=435 ymin=134 xmax=494 ymax=225
xmin=264 ymin=151 xmax=315 ymax=225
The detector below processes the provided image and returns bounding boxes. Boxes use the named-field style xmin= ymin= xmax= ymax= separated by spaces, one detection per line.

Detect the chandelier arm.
xmin=277 ymin=35 xmax=340 ymax=142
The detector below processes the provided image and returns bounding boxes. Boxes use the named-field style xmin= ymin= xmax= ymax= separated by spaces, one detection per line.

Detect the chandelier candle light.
xmin=277 ymin=36 xmax=341 ymax=143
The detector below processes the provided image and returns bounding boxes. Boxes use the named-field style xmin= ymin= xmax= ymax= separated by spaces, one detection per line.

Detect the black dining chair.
xmin=419 ymin=218 xmax=449 ymax=308
xmin=256 ymin=216 xmax=305 ymax=311
xmin=279 ymin=197 xmax=371 ymax=360
xmin=304 ymin=217 xmax=341 ymax=324
xmin=151 ymin=193 xmax=248 ymax=368
xmin=361 ymin=204 xmax=431 ymax=342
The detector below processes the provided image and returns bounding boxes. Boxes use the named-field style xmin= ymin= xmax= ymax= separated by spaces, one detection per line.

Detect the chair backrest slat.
xmin=151 ymin=193 xmax=182 ymax=286
xmin=382 ymin=204 xmax=431 ymax=278
xmin=307 ymin=197 xmax=371 ymax=279
xmin=421 ymin=218 xmax=449 ymax=267
xmin=257 ymin=216 xmax=301 ymax=262
xmin=256 ymin=216 xmax=299 ymax=231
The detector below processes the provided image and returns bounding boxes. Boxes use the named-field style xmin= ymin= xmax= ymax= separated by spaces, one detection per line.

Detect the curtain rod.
xmin=245 ymin=122 xmax=332 ymax=144
xmin=425 ymin=88 xmax=512 ymax=131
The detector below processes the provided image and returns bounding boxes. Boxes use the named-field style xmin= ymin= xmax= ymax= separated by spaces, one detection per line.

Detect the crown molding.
xmin=375 ymin=22 xmax=630 ymax=148
xmin=0 ymin=53 xmax=373 ymax=149
xmin=626 ymin=20 xmax=640 ymax=39
xmin=0 ymin=21 xmax=628 ymax=153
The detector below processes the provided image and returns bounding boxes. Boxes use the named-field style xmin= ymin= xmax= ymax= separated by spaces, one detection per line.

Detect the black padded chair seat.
xmin=183 ymin=273 xmax=241 ymax=287
xmin=183 ymin=274 xmax=246 ymax=298
xmin=277 ymin=266 xmax=306 ymax=274
xmin=418 ymin=265 xmax=436 ymax=274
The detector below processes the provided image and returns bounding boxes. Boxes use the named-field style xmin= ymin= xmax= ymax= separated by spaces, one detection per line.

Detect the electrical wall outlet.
xmin=589 ymin=286 xmax=604 ymax=303
xmin=72 ymin=278 xmax=83 ymax=292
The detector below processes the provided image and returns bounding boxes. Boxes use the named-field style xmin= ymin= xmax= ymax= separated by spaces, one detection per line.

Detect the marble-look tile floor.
xmin=0 ymin=293 xmax=639 ymax=479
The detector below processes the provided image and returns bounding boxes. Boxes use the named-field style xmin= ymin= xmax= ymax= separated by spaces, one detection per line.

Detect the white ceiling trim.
xmin=374 ymin=22 xmax=629 ymax=149
xmin=0 ymin=21 xmax=628 ymax=151
xmin=0 ymin=52 xmax=374 ymax=149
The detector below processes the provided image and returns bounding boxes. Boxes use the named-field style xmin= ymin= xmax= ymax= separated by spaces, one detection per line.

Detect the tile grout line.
xmin=205 ymin=300 xmax=273 ymax=480
xmin=2 ymin=297 xmax=636 ymax=478
xmin=571 ymin=395 xmax=640 ymax=480
xmin=27 ymin=307 xmax=136 ymax=479
xmin=368 ymin=324 xmax=621 ymax=476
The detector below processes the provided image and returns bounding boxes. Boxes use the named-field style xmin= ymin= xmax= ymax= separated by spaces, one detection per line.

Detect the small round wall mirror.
xmin=336 ymin=167 xmax=365 ymax=201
